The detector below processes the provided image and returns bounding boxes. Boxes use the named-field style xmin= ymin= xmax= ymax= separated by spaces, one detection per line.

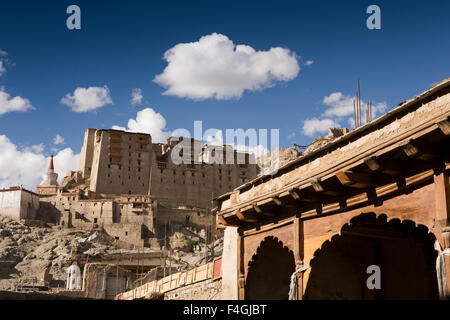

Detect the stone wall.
xmin=39 ymin=194 xmax=157 ymax=247
xmin=164 ymin=277 xmax=222 ymax=300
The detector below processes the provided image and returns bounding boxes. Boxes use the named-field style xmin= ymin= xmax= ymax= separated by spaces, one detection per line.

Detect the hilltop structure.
xmin=36 ymin=155 xmax=60 ymax=195
xmin=64 ymin=130 xmax=257 ymax=209
xmin=0 ymin=130 xmax=254 ymax=248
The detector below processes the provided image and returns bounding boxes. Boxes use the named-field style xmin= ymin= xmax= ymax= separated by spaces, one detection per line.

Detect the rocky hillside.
xmin=0 ymin=216 xmax=223 ymax=291
xmin=0 ymin=216 xmax=140 ymax=291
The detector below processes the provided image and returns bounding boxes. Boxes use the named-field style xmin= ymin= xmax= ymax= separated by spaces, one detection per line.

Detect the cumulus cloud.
xmin=0 ymin=135 xmax=80 ymax=189
xmin=130 ymin=88 xmax=144 ymax=105
xmin=153 ymin=33 xmax=300 ymax=100
xmin=61 ymin=86 xmax=113 ymax=112
xmin=53 ymin=134 xmax=65 ymax=145
xmin=301 ymin=91 xmax=388 ymax=138
xmin=112 ymin=108 xmax=171 ymax=143
xmin=322 ymin=92 xmax=387 ymax=118
xmin=302 ymin=117 xmax=340 ymax=137
xmin=0 ymin=87 xmax=34 ymax=116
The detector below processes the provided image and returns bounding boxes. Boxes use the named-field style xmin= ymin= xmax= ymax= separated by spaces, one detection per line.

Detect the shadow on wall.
xmin=304 ymin=212 xmax=439 ymax=300
xmin=245 ymin=236 xmax=295 ymax=300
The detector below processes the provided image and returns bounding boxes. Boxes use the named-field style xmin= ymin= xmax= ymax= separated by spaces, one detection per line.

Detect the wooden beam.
xmin=402 ymin=141 xmax=419 ymax=158
xmin=437 ymin=119 xmax=450 ymax=136
xmin=272 ymin=196 xmax=283 ymax=206
xmin=235 ymin=210 xmax=259 ymax=223
xmin=217 ymin=214 xmax=242 ymax=227
xmin=289 ymin=188 xmax=301 ymax=200
xmin=252 ymin=203 xmax=262 ymax=213
xmin=336 ymin=170 xmax=373 ymax=188
xmin=310 ymin=178 xmax=324 ymax=192
xmin=251 ymin=203 xmax=275 ymax=217
xmin=434 ymin=170 xmax=450 ymax=228
xmin=364 ymin=157 xmax=381 ymax=171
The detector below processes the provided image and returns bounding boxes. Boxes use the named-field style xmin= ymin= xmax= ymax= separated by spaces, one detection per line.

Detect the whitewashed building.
xmin=0 ymin=186 xmax=40 ymax=221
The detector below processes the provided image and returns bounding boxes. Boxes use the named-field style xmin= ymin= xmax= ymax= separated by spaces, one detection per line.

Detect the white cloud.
xmin=304 ymin=60 xmax=314 ymax=66
xmin=0 ymin=87 xmax=34 ymax=116
xmin=302 ymin=117 xmax=340 ymax=137
xmin=287 ymin=132 xmax=296 ymax=139
xmin=301 ymin=92 xmax=388 ymax=138
xmin=61 ymin=86 xmax=113 ymax=112
xmin=53 ymin=134 xmax=65 ymax=145
xmin=0 ymin=135 xmax=79 ymax=189
xmin=112 ymin=108 xmax=171 ymax=143
xmin=130 ymin=88 xmax=144 ymax=105
xmin=153 ymin=33 xmax=300 ymax=100
xmin=322 ymin=92 xmax=387 ymax=118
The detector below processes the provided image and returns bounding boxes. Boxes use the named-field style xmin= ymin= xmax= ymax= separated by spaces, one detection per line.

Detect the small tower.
xmin=36 ymin=155 xmax=60 ymax=194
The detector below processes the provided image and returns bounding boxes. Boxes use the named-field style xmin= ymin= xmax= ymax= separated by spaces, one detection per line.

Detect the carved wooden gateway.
xmin=216 ymin=78 xmax=450 ymax=300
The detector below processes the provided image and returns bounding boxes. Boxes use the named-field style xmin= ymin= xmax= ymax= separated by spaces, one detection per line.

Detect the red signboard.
xmin=213 ymin=258 xmax=222 ymax=279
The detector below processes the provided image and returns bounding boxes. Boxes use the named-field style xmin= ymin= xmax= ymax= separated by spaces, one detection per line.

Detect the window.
xmin=94 ymin=218 xmax=97 ymax=223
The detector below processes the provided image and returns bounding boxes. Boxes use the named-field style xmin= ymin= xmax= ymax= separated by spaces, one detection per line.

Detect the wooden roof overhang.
xmin=215 ymin=79 xmax=450 ymax=229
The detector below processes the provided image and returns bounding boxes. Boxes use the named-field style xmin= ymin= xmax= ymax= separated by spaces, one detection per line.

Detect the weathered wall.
xmin=82 ymin=263 xmax=135 ymax=299
xmin=73 ymin=129 xmax=257 ymax=209
xmin=39 ymin=194 xmax=157 ymax=247
xmin=221 ymin=227 xmax=239 ymax=300
xmin=0 ymin=189 xmax=21 ymax=220
xmin=0 ymin=189 xmax=39 ymax=221
xmin=164 ymin=278 xmax=222 ymax=300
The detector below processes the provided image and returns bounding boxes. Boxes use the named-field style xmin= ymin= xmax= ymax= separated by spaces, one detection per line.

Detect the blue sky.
xmin=0 ymin=0 xmax=449 ymax=188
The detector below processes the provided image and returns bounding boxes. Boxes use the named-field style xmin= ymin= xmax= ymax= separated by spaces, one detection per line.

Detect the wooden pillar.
xmin=293 ymin=217 xmax=304 ymax=266
xmin=237 ymin=232 xmax=245 ymax=300
xmin=293 ymin=217 xmax=305 ymax=300
xmin=434 ymin=169 xmax=450 ymax=298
